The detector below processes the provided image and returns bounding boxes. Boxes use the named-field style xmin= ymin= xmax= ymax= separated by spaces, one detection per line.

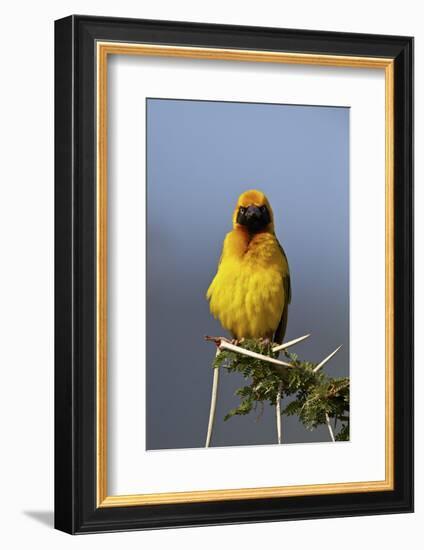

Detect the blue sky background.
xmin=146 ymin=98 xmax=349 ymax=450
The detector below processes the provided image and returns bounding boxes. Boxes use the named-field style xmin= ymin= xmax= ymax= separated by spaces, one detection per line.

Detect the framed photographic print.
xmin=54 ymin=15 xmax=413 ymax=534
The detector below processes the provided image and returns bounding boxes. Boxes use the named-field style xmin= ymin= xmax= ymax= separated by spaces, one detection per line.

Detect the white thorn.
xmin=276 ymin=382 xmax=283 ymax=444
xmin=313 ymin=345 xmax=343 ymax=373
xmin=326 ymin=413 xmax=336 ymax=442
xmin=205 ymin=349 xmax=221 ymax=448
xmin=272 ymin=333 xmax=311 ymax=353
xmin=219 ymin=340 xmax=293 ymax=368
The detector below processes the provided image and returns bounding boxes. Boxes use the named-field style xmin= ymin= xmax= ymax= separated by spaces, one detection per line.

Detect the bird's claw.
xmin=258 ymin=337 xmax=271 ymax=348
xmin=231 ymin=337 xmax=245 ymax=346
xmin=204 ymin=335 xmax=232 ymax=348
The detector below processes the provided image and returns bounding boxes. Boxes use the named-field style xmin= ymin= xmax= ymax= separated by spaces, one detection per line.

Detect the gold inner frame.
xmin=96 ymin=42 xmax=395 ymax=508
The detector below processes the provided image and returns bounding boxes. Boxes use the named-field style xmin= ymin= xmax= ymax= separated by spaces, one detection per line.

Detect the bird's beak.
xmin=238 ymin=205 xmax=270 ymax=233
xmin=244 ymin=205 xmax=262 ymax=224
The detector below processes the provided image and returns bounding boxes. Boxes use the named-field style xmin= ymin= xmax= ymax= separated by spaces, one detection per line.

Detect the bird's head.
xmin=233 ymin=189 xmax=274 ymax=234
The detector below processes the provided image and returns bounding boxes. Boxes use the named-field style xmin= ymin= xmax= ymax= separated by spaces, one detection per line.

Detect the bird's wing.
xmin=273 ymin=244 xmax=291 ymax=345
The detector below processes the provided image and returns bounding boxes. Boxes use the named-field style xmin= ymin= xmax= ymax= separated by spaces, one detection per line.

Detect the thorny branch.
xmin=205 ymin=336 xmax=349 ymax=442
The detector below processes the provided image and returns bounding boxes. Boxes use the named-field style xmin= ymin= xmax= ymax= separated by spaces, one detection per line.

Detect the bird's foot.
xmin=258 ymin=337 xmax=275 ymax=354
xmin=231 ymin=337 xmax=245 ymax=347
xmin=204 ymin=335 xmax=232 ymax=348
xmin=258 ymin=337 xmax=271 ymax=347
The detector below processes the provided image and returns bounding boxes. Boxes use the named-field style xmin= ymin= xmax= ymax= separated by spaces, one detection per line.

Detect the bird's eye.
xmin=239 ymin=207 xmax=245 ymax=214
xmin=260 ymin=205 xmax=267 ymax=212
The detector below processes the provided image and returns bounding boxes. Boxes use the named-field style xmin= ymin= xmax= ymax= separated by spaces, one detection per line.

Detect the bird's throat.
xmin=234 ymin=226 xmax=272 ymax=256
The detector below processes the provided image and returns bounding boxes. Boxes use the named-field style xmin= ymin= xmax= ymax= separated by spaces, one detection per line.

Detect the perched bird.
xmin=206 ymin=189 xmax=291 ymax=343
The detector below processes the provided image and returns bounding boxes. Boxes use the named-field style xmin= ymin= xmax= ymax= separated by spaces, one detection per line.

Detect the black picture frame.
xmin=55 ymin=14 xmax=413 ymax=534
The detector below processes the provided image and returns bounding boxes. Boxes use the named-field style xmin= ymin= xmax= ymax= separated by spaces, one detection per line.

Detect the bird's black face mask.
xmin=237 ymin=204 xmax=271 ymax=233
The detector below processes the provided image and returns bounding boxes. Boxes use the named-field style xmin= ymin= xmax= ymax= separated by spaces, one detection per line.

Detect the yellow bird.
xmin=206 ymin=189 xmax=291 ymax=343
